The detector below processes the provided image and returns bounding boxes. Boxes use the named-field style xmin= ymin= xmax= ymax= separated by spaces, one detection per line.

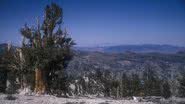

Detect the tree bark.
xmin=34 ymin=68 xmax=46 ymax=94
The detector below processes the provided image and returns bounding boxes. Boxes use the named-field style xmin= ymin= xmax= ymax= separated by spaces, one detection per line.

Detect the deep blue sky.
xmin=0 ymin=0 xmax=185 ymax=47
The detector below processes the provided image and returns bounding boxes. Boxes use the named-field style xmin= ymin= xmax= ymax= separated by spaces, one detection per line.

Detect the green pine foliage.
xmin=178 ymin=70 xmax=185 ymax=97
xmin=161 ymin=81 xmax=171 ymax=99
xmin=143 ymin=64 xmax=161 ymax=96
xmin=12 ymin=3 xmax=75 ymax=94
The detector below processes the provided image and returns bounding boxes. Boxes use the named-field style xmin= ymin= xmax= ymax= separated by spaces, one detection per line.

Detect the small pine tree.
xmin=121 ymin=72 xmax=129 ymax=97
xmin=143 ymin=63 xmax=161 ymax=96
xmin=178 ymin=70 xmax=185 ymax=97
xmin=1 ymin=44 xmax=17 ymax=94
xmin=161 ymin=81 xmax=171 ymax=99
xmin=131 ymin=73 xmax=141 ymax=96
xmin=103 ymin=70 xmax=112 ymax=97
xmin=111 ymin=80 xmax=120 ymax=98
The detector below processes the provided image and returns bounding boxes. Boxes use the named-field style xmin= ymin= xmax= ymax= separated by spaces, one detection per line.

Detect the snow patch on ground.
xmin=0 ymin=94 xmax=156 ymax=104
xmin=18 ymin=87 xmax=32 ymax=95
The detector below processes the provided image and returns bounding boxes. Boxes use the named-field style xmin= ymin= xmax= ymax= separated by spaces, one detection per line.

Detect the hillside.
xmin=67 ymin=50 xmax=185 ymax=79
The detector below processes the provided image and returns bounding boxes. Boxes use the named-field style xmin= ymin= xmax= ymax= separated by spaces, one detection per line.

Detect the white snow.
xmin=0 ymin=94 xmax=156 ymax=104
xmin=69 ymin=84 xmax=76 ymax=91
xmin=18 ymin=87 xmax=32 ymax=95
xmin=133 ymin=96 xmax=138 ymax=102
xmin=83 ymin=76 xmax=89 ymax=83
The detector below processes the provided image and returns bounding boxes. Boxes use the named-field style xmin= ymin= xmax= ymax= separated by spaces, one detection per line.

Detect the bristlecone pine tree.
xmin=19 ymin=3 xmax=75 ymax=94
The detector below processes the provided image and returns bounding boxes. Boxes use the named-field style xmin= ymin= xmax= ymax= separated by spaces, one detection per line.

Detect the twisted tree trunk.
xmin=34 ymin=68 xmax=47 ymax=94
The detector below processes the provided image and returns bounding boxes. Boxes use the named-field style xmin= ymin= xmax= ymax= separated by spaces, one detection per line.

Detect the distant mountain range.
xmin=1 ymin=43 xmax=185 ymax=54
xmin=75 ymin=44 xmax=185 ymax=53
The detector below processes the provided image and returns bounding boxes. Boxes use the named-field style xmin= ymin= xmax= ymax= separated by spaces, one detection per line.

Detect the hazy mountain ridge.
xmin=75 ymin=44 xmax=185 ymax=53
xmin=1 ymin=43 xmax=185 ymax=54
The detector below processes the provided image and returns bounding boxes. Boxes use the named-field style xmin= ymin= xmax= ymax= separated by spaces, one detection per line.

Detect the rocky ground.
xmin=0 ymin=94 xmax=156 ymax=104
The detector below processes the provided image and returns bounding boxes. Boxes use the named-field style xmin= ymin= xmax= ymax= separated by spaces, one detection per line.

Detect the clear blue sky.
xmin=0 ymin=0 xmax=185 ymax=46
